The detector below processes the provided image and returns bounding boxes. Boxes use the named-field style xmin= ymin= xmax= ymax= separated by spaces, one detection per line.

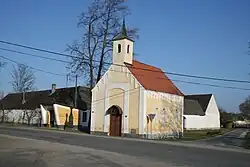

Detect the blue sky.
xmin=0 ymin=0 xmax=250 ymax=112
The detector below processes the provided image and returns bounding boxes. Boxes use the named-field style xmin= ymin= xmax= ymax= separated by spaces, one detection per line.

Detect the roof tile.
xmin=125 ymin=60 xmax=183 ymax=96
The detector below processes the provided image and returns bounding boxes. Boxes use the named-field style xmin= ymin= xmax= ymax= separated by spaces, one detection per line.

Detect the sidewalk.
xmin=1 ymin=124 xmax=250 ymax=154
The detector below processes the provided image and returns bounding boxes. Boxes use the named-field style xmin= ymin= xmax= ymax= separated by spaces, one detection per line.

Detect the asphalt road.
xmin=0 ymin=127 xmax=250 ymax=167
xmin=194 ymin=128 xmax=249 ymax=148
xmin=0 ymin=135 xmax=171 ymax=167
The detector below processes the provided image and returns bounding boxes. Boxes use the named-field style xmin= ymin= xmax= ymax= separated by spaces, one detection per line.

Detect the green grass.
xmin=181 ymin=128 xmax=232 ymax=141
xmin=242 ymin=132 xmax=250 ymax=149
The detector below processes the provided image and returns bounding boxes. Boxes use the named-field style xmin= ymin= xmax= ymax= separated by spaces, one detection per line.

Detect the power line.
xmin=0 ymin=55 xmax=66 ymax=76
xmin=2 ymin=51 xmax=249 ymax=91
xmin=1 ymin=54 xmax=250 ymax=107
xmin=92 ymin=77 xmax=250 ymax=106
xmin=108 ymin=68 xmax=250 ymax=91
xmin=0 ymin=47 xmax=71 ymax=64
xmin=172 ymin=79 xmax=250 ymax=91
xmin=0 ymin=40 xmax=76 ymax=59
xmin=1 ymin=46 xmax=250 ymax=91
xmin=1 ymin=40 xmax=250 ymax=84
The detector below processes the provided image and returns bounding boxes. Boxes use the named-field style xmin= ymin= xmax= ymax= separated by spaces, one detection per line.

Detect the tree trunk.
xmin=1 ymin=110 xmax=4 ymax=123
xmin=68 ymin=108 xmax=73 ymax=128
xmin=27 ymin=118 xmax=31 ymax=126
xmin=96 ymin=9 xmax=111 ymax=83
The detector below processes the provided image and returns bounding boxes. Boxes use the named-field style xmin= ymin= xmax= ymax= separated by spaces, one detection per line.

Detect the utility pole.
xmin=74 ymin=75 xmax=78 ymax=108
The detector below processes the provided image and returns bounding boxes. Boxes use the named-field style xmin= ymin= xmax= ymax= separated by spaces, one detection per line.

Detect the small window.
xmin=82 ymin=112 xmax=87 ymax=123
xmin=118 ymin=44 xmax=121 ymax=53
xmin=127 ymin=45 xmax=130 ymax=53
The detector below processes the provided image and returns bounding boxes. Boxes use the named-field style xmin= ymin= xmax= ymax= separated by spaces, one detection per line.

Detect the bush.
xmin=225 ymin=121 xmax=234 ymax=129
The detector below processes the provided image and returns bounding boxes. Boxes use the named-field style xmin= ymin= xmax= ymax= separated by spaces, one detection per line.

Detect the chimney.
xmin=22 ymin=92 xmax=26 ymax=104
xmin=51 ymin=84 xmax=56 ymax=94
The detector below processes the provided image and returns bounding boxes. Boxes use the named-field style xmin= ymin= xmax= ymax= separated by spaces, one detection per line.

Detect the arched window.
xmin=127 ymin=45 xmax=130 ymax=53
xmin=118 ymin=44 xmax=121 ymax=53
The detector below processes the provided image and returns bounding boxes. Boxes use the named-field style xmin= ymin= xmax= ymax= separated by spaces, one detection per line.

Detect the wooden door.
xmin=110 ymin=114 xmax=121 ymax=136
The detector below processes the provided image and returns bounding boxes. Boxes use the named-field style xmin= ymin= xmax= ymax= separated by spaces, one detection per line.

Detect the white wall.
xmin=0 ymin=109 xmax=40 ymax=125
xmin=184 ymin=95 xmax=220 ymax=130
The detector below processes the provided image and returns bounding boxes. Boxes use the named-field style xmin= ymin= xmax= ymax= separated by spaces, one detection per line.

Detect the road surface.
xmin=0 ymin=126 xmax=249 ymax=167
xmin=194 ymin=128 xmax=249 ymax=148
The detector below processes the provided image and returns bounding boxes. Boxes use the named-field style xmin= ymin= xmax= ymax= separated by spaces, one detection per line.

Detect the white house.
xmin=183 ymin=94 xmax=220 ymax=130
xmin=0 ymin=85 xmax=91 ymax=132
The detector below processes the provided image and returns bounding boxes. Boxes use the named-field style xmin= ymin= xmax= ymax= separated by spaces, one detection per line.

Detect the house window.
xmin=118 ymin=44 xmax=121 ymax=53
xmin=127 ymin=45 xmax=130 ymax=53
xmin=82 ymin=111 xmax=87 ymax=123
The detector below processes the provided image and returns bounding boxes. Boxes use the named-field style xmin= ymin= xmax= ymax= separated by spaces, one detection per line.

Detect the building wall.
xmin=1 ymin=109 xmax=40 ymax=125
xmin=184 ymin=95 xmax=220 ymax=130
xmin=91 ymin=64 xmax=141 ymax=135
xmin=53 ymin=104 xmax=79 ymax=126
xmin=145 ymin=91 xmax=184 ymax=139
xmin=40 ymin=105 xmax=49 ymax=124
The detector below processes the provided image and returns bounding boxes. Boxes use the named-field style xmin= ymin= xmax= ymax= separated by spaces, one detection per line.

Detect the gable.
xmin=92 ymin=64 xmax=143 ymax=93
xmin=125 ymin=60 xmax=183 ymax=96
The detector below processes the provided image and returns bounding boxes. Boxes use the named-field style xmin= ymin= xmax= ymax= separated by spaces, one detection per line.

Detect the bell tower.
xmin=112 ymin=19 xmax=134 ymax=65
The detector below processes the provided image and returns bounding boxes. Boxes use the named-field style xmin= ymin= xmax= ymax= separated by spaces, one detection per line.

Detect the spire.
xmin=121 ymin=18 xmax=128 ymax=37
xmin=112 ymin=18 xmax=134 ymax=42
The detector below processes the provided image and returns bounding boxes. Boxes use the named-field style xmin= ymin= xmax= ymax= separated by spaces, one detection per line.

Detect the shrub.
xmin=225 ymin=120 xmax=234 ymax=129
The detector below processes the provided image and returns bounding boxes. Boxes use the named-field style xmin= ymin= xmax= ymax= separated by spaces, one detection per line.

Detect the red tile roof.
xmin=125 ymin=60 xmax=183 ymax=96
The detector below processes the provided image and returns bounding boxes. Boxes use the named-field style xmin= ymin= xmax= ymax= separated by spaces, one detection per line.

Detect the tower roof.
xmin=113 ymin=19 xmax=134 ymax=42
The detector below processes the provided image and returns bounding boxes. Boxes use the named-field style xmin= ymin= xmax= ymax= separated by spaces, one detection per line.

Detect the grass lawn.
xmin=242 ymin=132 xmax=250 ymax=149
xmin=181 ymin=128 xmax=232 ymax=141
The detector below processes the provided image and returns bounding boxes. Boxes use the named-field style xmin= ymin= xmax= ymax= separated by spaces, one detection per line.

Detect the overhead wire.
xmin=0 ymin=47 xmax=71 ymax=64
xmin=1 ymin=44 xmax=250 ymax=91
xmin=1 ymin=45 xmax=250 ymax=109
xmin=107 ymin=68 xmax=250 ymax=91
xmin=91 ymin=68 xmax=250 ymax=106
xmin=0 ymin=55 xmax=67 ymax=76
xmin=1 ymin=40 xmax=250 ymax=84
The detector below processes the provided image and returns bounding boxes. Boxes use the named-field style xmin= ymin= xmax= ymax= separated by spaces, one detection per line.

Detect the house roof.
xmin=184 ymin=99 xmax=205 ymax=116
xmin=184 ymin=94 xmax=212 ymax=115
xmin=125 ymin=60 xmax=183 ymax=96
xmin=0 ymin=86 xmax=91 ymax=110
xmin=0 ymin=91 xmax=39 ymax=110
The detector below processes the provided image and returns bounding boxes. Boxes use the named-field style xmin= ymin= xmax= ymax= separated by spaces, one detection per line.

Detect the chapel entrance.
xmin=106 ymin=105 xmax=122 ymax=136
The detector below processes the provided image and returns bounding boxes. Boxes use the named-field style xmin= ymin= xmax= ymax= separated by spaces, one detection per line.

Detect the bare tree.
xmin=24 ymin=110 xmax=39 ymax=126
xmin=10 ymin=64 xmax=36 ymax=93
xmin=0 ymin=104 xmax=12 ymax=124
xmin=67 ymin=0 xmax=139 ymax=89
